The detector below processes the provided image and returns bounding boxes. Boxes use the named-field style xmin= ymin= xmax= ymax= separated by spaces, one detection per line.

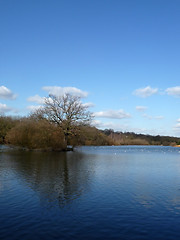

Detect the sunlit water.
xmin=1 ymin=145 xmax=180 ymax=240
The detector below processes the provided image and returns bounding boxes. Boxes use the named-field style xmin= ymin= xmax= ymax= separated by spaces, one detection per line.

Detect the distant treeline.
xmin=102 ymin=129 xmax=180 ymax=146
xmin=1 ymin=116 xmax=180 ymax=151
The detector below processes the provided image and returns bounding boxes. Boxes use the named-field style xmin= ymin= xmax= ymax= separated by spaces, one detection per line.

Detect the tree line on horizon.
xmin=102 ymin=129 xmax=180 ymax=146
xmin=1 ymin=116 xmax=179 ymax=150
xmin=0 ymin=93 xmax=179 ymax=150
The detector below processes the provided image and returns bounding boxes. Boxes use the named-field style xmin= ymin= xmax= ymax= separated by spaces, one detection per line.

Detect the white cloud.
xmin=91 ymin=119 xmax=102 ymax=127
xmin=27 ymin=105 xmax=42 ymax=112
xmin=82 ymin=102 xmax=95 ymax=108
xmin=91 ymin=120 xmax=162 ymax=135
xmin=0 ymin=86 xmax=17 ymax=100
xmin=0 ymin=103 xmax=12 ymax=113
xmin=143 ymin=114 xmax=152 ymax=120
xmin=175 ymin=123 xmax=180 ymax=128
xmin=143 ymin=114 xmax=164 ymax=120
xmin=136 ymin=106 xmax=147 ymax=112
xmin=42 ymin=86 xmax=88 ymax=98
xmin=91 ymin=120 xmax=128 ymax=130
xmin=94 ymin=109 xmax=131 ymax=119
xmin=173 ymin=120 xmax=180 ymax=136
xmin=91 ymin=119 xmax=170 ymax=136
xmin=174 ymin=118 xmax=180 ymax=129
xmin=165 ymin=86 xmax=180 ymax=97
xmin=27 ymin=95 xmax=45 ymax=104
xmin=154 ymin=116 xmax=164 ymax=120
xmin=133 ymin=86 xmax=158 ymax=98
xmin=173 ymin=122 xmax=180 ymax=136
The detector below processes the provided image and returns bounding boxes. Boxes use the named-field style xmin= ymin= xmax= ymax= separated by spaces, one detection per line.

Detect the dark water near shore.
xmin=1 ymin=145 xmax=180 ymax=239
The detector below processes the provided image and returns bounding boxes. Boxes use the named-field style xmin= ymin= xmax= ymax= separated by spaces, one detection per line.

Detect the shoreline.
xmin=1 ymin=144 xmax=180 ymax=153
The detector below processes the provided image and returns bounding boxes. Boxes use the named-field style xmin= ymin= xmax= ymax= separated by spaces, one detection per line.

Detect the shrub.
xmin=70 ymin=125 xmax=112 ymax=146
xmin=6 ymin=118 xmax=66 ymax=150
xmin=0 ymin=116 xmax=18 ymax=144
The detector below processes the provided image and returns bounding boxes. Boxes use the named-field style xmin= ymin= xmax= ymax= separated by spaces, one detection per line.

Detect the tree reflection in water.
xmin=1 ymin=150 xmax=94 ymax=209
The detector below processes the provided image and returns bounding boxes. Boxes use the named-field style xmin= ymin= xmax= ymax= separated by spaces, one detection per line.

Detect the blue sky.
xmin=1 ymin=0 xmax=180 ymax=137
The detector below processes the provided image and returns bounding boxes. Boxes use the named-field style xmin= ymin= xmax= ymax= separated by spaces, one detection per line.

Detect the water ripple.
xmin=1 ymin=146 xmax=180 ymax=239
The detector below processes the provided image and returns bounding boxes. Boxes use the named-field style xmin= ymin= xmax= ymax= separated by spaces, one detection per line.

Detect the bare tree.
xmin=32 ymin=93 xmax=92 ymax=146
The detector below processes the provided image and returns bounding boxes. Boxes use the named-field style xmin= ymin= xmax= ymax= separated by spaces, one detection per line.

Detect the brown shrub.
xmin=70 ymin=125 xmax=112 ymax=146
xmin=6 ymin=118 xmax=66 ymax=150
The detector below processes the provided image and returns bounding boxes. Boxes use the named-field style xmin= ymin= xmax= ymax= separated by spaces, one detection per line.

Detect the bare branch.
xmin=30 ymin=93 xmax=93 ymax=145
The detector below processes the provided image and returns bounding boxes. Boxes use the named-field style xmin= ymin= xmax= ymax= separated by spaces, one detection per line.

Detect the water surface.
xmin=0 ymin=145 xmax=180 ymax=239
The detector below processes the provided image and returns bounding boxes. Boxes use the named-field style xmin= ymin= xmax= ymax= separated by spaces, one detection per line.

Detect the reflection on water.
xmin=0 ymin=151 xmax=94 ymax=208
xmin=1 ymin=145 xmax=180 ymax=240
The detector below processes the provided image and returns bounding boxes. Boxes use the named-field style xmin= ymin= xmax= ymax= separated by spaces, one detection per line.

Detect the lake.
xmin=0 ymin=145 xmax=180 ymax=240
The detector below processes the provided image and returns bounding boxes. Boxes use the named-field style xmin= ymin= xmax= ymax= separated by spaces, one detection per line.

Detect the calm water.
xmin=1 ymin=145 xmax=180 ymax=240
